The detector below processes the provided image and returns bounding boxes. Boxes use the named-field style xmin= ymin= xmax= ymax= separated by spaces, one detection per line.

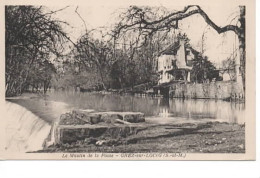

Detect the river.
xmin=5 ymin=91 xmax=245 ymax=152
xmin=9 ymin=91 xmax=245 ymax=124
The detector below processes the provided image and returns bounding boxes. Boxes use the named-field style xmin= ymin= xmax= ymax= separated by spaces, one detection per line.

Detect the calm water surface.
xmin=9 ymin=91 xmax=245 ymax=124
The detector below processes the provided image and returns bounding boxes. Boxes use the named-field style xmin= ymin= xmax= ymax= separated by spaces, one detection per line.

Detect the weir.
xmin=5 ymin=101 xmax=52 ymax=152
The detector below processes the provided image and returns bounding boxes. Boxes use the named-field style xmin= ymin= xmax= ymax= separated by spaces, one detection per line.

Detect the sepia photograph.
xmin=0 ymin=0 xmax=255 ymax=160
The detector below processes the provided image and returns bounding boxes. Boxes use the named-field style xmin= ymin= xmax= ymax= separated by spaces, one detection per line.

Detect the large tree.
xmin=5 ymin=6 xmax=69 ymax=96
xmin=72 ymin=34 xmax=114 ymax=90
xmin=113 ymin=5 xmax=245 ymax=93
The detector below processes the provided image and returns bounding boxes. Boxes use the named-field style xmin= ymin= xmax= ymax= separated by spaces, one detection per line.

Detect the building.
xmin=154 ymin=37 xmax=243 ymax=99
xmin=157 ymin=39 xmax=195 ymax=84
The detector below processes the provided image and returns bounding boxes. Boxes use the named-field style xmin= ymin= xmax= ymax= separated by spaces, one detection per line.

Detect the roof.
xmin=159 ymin=41 xmax=180 ymax=56
xmin=187 ymin=46 xmax=200 ymax=56
xmin=158 ymin=38 xmax=200 ymax=57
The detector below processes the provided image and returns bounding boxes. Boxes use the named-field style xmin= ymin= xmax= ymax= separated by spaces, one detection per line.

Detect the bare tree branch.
xmin=75 ymin=6 xmax=88 ymax=33
xmin=113 ymin=5 xmax=241 ymax=41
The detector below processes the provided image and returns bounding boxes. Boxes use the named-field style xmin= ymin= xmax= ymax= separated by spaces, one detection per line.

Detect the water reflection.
xmin=159 ymin=98 xmax=245 ymax=124
xmin=46 ymin=91 xmax=245 ymax=124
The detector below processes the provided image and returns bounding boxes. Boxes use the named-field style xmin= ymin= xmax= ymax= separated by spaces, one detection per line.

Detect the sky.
xmin=46 ymin=5 xmax=240 ymax=67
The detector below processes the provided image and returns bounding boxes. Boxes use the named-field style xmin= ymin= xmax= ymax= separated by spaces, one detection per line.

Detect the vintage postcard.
xmin=0 ymin=0 xmax=255 ymax=160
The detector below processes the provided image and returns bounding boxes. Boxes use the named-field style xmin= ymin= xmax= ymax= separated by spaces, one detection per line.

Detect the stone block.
xmin=52 ymin=111 xmax=146 ymax=144
xmin=100 ymin=113 xmax=123 ymax=123
xmin=55 ymin=124 xmax=144 ymax=144
xmin=123 ymin=113 xmax=145 ymax=123
xmin=79 ymin=113 xmax=101 ymax=124
xmin=59 ymin=113 xmax=87 ymax=125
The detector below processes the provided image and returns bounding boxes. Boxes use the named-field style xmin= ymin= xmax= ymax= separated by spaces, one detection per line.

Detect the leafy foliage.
xmin=191 ymin=55 xmax=217 ymax=83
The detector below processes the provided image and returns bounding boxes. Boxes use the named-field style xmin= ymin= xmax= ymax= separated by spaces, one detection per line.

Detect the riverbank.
xmin=36 ymin=121 xmax=245 ymax=153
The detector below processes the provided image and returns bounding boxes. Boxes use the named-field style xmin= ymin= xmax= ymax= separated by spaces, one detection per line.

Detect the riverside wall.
xmin=169 ymin=81 xmax=244 ymax=100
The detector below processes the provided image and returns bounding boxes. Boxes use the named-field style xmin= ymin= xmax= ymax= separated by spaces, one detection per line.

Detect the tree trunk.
xmin=97 ymin=64 xmax=107 ymax=90
xmin=238 ymin=6 xmax=246 ymax=93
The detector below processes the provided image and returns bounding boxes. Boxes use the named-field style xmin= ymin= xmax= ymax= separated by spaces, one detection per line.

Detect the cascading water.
xmin=5 ymin=101 xmax=52 ymax=152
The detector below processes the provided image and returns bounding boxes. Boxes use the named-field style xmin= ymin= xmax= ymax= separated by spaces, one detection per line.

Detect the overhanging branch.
xmin=114 ymin=5 xmax=241 ymax=39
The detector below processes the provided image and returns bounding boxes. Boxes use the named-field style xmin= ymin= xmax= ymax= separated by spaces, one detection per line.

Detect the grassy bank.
xmin=37 ymin=122 xmax=245 ymax=153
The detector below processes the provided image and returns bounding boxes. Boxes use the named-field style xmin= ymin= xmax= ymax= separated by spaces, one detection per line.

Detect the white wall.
xmin=158 ymin=55 xmax=174 ymax=84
